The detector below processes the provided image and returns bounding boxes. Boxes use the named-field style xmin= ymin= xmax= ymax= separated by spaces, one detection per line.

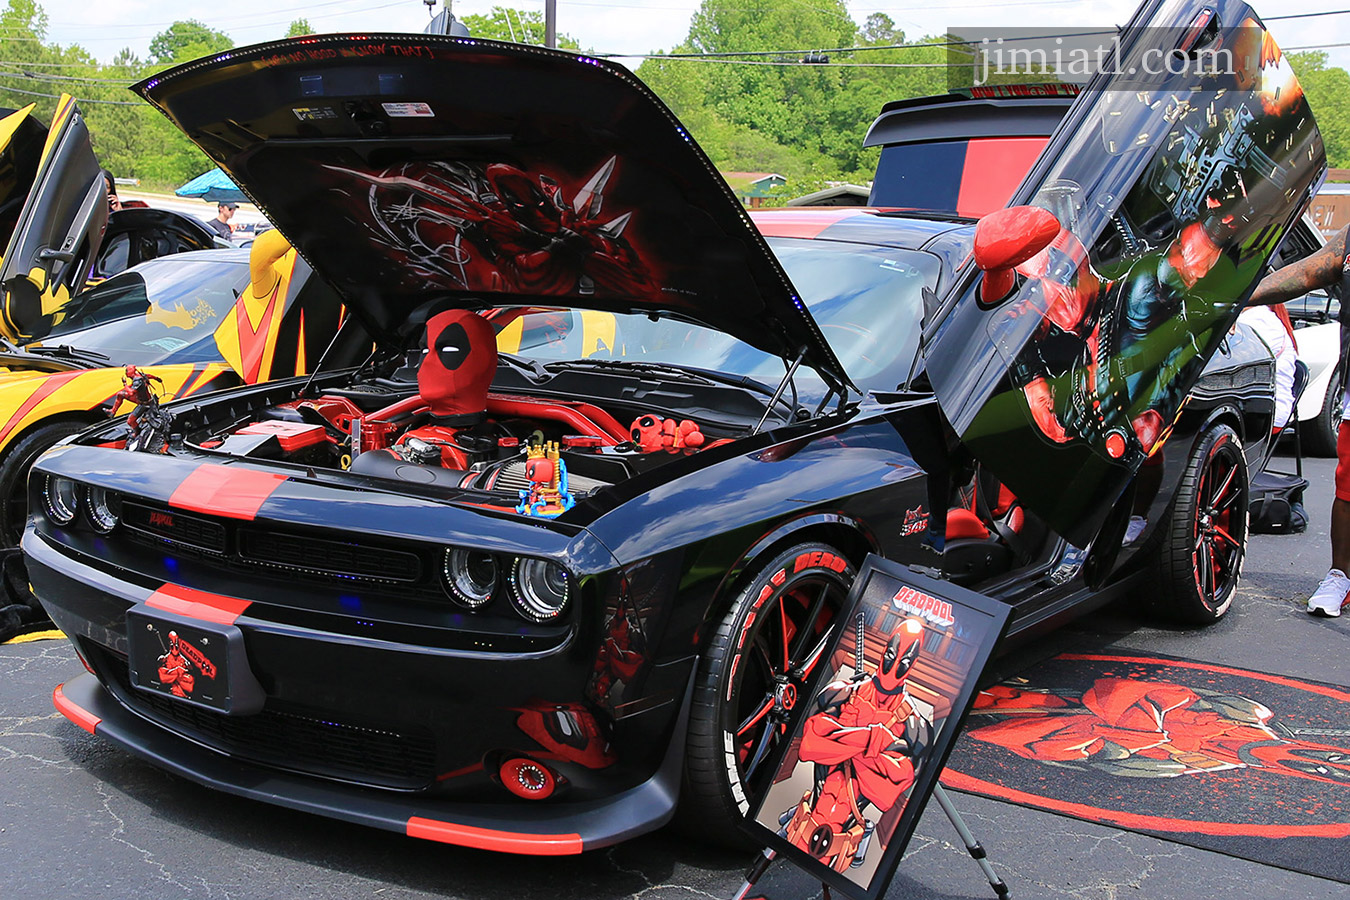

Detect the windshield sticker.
xmin=293 ymin=106 xmax=338 ymax=121
xmin=141 ymin=337 xmax=189 ymax=352
xmin=381 ymin=102 xmax=433 ymax=118
xmin=147 ymin=299 xmax=214 ymax=330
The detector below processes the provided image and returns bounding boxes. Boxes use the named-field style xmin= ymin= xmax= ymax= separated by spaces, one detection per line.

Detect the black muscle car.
xmin=28 ymin=0 xmax=1324 ymax=854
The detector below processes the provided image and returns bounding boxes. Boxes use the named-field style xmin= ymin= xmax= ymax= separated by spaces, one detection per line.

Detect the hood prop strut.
xmin=752 ymin=346 xmax=807 ymax=435
xmin=298 ymin=316 xmax=357 ymax=398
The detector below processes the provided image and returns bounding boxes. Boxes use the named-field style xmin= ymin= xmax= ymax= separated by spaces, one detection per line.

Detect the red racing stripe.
xmin=955 ymin=137 xmax=1048 ymax=218
xmin=168 ymin=464 xmax=287 ymax=520
xmin=406 ymin=817 xmax=583 ymax=855
xmin=0 ymin=370 xmax=82 ymax=445
xmin=146 ymin=583 xmax=252 ymax=625
xmin=53 ymin=683 xmax=100 ymax=734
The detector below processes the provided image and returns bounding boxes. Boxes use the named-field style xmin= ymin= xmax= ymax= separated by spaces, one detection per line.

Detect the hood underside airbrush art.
xmin=26 ymin=0 xmax=1325 ymax=859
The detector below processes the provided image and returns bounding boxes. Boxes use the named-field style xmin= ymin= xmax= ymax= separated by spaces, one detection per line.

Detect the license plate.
xmin=126 ymin=606 xmax=264 ymax=715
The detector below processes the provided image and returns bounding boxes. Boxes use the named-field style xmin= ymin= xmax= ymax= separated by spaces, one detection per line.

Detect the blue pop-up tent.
xmin=174 ymin=168 xmax=247 ymax=204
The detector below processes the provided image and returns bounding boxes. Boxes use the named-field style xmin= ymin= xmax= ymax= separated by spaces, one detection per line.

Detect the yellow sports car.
xmin=0 ymin=99 xmax=346 ymax=547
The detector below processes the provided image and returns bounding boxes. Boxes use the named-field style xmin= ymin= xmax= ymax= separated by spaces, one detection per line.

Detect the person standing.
xmin=1248 ymin=224 xmax=1350 ymax=615
xmin=206 ymin=201 xmax=237 ymax=240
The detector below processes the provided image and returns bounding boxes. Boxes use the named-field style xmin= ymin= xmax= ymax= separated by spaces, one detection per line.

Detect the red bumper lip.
xmin=49 ymin=671 xmax=685 ymax=855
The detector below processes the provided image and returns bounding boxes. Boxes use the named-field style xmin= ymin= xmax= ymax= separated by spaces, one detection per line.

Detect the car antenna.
xmin=752 ymin=346 xmax=806 ymax=435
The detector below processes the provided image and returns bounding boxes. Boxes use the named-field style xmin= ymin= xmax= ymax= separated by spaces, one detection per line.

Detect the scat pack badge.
xmin=900 ymin=505 xmax=930 ymax=537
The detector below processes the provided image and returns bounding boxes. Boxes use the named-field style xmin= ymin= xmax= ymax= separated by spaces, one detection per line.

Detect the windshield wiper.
xmin=498 ymin=352 xmax=549 ymax=382
xmin=543 ymin=358 xmax=803 ymax=420
xmin=23 ymin=344 xmax=110 ymax=363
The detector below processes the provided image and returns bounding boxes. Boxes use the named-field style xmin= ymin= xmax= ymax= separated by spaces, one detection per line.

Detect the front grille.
xmin=239 ymin=530 xmax=422 ymax=582
xmin=123 ymin=502 xmax=227 ymax=554
xmin=90 ymin=645 xmax=437 ymax=790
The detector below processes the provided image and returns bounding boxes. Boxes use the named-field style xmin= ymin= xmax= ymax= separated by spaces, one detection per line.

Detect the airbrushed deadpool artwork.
xmin=328 ymin=156 xmax=661 ymax=301
xmin=987 ymin=23 xmax=1311 ymax=467
xmin=942 ymin=654 xmax=1350 ymax=840
xmin=931 ymin=16 xmax=1324 ymax=544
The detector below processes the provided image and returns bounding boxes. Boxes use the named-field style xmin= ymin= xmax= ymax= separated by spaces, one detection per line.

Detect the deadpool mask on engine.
xmin=419 ymin=309 xmax=498 ymax=424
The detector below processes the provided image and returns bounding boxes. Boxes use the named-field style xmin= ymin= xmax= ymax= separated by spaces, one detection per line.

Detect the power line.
xmin=0 ymin=84 xmax=142 ymax=105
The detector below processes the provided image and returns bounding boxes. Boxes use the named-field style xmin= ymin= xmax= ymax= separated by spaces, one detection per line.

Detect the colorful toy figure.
xmin=629 ymin=414 xmax=705 ymax=453
xmin=516 ymin=441 xmax=575 ymax=517
xmin=111 ymin=365 xmax=163 ymax=434
xmin=780 ymin=616 xmax=935 ymax=872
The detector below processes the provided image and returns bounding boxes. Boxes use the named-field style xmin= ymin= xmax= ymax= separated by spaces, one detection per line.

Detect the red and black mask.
xmin=875 ymin=617 xmax=924 ymax=694
xmin=418 ymin=309 xmax=497 ymax=422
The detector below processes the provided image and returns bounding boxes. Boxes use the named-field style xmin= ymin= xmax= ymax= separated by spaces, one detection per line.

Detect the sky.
xmin=31 ymin=0 xmax=1350 ymax=71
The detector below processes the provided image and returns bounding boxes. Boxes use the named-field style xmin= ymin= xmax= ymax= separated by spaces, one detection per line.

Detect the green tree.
xmin=1289 ymin=51 xmax=1350 ymax=169
xmin=148 ymin=20 xmax=233 ymax=66
xmin=460 ymin=6 xmax=580 ymax=49
xmin=285 ymin=18 xmax=314 ymax=38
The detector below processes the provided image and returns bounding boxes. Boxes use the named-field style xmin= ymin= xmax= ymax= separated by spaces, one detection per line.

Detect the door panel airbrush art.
xmin=926 ymin=0 xmax=1324 ymax=546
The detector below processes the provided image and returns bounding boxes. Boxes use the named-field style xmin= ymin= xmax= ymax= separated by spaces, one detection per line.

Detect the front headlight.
xmin=85 ymin=486 xmax=120 ymax=534
xmin=443 ymin=548 xmax=498 ymax=609
xmin=508 ymin=558 xmax=571 ymax=623
xmin=43 ymin=476 xmax=79 ymax=525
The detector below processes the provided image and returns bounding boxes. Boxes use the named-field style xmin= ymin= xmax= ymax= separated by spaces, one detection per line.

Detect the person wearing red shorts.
xmin=1249 ymin=224 xmax=1350 ymax=615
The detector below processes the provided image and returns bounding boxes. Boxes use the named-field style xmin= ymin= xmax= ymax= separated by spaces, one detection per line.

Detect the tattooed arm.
xmin=1248 ymin=225 xmax=1348 ymax=307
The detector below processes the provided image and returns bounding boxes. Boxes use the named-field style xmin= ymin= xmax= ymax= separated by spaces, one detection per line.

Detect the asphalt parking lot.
xmin=4 ymin=454 xmax=1348 ymax=900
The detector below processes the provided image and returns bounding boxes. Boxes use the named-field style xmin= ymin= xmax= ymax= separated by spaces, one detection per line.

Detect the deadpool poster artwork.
xmin=746 ymin=557 xmax=1009 ymax=900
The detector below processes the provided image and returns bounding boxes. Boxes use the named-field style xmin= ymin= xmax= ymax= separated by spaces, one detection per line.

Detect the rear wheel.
xmin=1144 ymin=423 xmax=1248 ymax=624
xmin=680 ymin=542 xmax=854 ymax=847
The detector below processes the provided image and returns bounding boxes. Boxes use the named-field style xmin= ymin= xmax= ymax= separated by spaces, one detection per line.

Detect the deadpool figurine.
xmin=110 ymin=365 xmax=164 ymax=440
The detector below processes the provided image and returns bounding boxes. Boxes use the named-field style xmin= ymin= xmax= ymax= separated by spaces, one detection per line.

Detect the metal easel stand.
xmin=730 ymin=787 xmax=1009 ymax=900
xmin=933 ymin=783 xmax=1010 ymax=899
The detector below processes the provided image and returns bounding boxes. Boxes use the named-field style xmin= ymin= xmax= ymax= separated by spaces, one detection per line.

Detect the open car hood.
xmin=924 ymin=0 xmax=1325 ymax=549
xmin=134 ymin=36 xmax=850 ymax=392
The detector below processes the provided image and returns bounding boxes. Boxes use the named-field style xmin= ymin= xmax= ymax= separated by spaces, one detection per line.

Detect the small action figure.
xmin=111 ymin=365 xmax=173 ymax=452
xmin=516 ymin=441 xmax=575 ymax=517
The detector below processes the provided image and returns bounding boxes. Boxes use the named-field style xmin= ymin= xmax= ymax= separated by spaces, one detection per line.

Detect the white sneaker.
xmin=1307 ymin=569 xmax=1350 ymax=617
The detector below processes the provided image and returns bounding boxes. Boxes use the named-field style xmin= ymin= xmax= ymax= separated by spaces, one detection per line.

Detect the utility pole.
xmin=545 ymin=0 xmax=557 ymax=48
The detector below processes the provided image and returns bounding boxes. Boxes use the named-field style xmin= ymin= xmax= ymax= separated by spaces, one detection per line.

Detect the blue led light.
xmin=339 ymin=594 xmax=362 ymax=611
xmin=163 ymin=557 xmax=179 ymax=573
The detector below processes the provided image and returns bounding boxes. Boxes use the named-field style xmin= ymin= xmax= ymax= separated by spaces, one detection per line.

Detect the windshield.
xmin=33 ymin=256 xmax=251 ymax=365
xmin=491 ymin=237 xmax=939 ymax=399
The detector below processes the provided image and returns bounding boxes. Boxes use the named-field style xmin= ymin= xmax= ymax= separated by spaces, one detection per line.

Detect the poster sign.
xmin=743 ymin=555 xmax=1011 ymax=900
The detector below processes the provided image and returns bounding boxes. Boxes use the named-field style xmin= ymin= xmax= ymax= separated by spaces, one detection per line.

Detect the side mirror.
xmin=972 ymin=205 xmax=1061 ymax=305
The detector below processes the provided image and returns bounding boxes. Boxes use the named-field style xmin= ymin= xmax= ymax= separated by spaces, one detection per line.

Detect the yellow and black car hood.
xmin=134 ymin=36 xmax=850 ymax=393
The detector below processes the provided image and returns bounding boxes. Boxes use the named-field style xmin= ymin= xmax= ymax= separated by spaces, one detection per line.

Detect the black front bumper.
xmin=54 ymin=672 xmax=685 ymax=853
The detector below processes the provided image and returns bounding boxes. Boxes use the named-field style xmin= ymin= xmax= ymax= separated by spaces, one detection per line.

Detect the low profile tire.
xmin=680 ymin=542 xmax=854 ymax=847
xmin=1144 ymin=423 xmax=1248 ymax=625
xmin=1303 ymin=368 xmax=1343 ymax=458
xmin=0 ymin=421 xmax=88 ymax=546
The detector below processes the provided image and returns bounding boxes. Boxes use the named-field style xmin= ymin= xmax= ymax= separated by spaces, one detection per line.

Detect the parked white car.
xmin=1288 ymin=289 xmax=1343 ymax=456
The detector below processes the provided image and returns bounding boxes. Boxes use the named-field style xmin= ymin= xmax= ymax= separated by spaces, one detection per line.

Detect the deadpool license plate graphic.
xmin=127 ymin=608 xmax=235 ymax=713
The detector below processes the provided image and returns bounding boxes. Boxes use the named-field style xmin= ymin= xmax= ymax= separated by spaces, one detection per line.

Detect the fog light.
xmin=43 ymin=476 xmax=79 ymax=525
xmin=508 ymin=558 xmax=570 ymax=623
xmin=85 ymin=486 xmax=120 ymax=534
xmin=443 ymin=548 xmax=497 ymax=609
xmin=499 ymin=756 xmax=556 ymax=800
